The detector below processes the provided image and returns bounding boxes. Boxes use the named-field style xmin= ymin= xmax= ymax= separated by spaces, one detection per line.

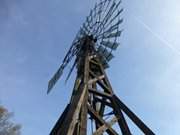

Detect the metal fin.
xmin=47 ymin=43 xmax=77 ymax=94
xmin=99 ymin=54 xmax=110 ymax=68
xmin=98 ymin=46 xmax=114 ymax=62
xmin=101 ymin=41 xmax=119 ymax=50
xmin=47 ymin=66 xmax=63 ymax=94
xmin=103 ymin=30 xmax=122 ymax=39
xmin=65 ymin=59 xmax=77 ymax=83
xmin=105 ymin=18 xmax=123 ymax=34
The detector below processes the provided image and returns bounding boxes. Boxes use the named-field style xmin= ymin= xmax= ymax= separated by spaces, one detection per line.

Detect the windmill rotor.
xmin=47 ymin=0 xmax=123 ymax=94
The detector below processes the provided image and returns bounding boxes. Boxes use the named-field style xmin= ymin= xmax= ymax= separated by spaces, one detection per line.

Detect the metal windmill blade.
xmin=82 ymin=0 xmax=123 ymax=65
xmin=47 ymin=0 xmax=123 ymax=94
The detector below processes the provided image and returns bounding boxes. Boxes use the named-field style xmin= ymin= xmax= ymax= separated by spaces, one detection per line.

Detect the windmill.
xmin=47 ymin=0 xmax=155 ymax=134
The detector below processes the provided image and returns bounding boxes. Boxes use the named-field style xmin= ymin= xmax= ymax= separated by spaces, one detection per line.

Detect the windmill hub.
xmin=88 ymin=35 xmax=97 ymax=43
xmin=79 ymin=35 xmax=96 ymax=54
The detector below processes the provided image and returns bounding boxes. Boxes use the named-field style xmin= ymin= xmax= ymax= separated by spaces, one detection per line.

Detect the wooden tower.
xmin=47 ymin=0 xmax=155 ymax=134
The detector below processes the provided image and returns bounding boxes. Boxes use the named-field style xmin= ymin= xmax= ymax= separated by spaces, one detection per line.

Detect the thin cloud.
xmin=134 ymin=16 xmax=180 ymax=56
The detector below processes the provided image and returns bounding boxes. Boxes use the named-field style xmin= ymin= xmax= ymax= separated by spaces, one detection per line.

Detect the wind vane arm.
xmin=47 ymin=42 xmax=78 ymax=94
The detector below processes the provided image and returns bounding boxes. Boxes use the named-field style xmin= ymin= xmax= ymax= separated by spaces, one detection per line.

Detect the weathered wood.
xmin=78 ymin=89 xmax=88 ymax=135
xmin=88 ymin=88 xmax=112 ymax=99
xmin=90 ymin=59 xmax=100 ymax=66
xmin=113 ymin=95 xmax=155 ymax=135
xmin=88 ymin=75 xmax=105 ymax=85
xmin=88 ymin=105 xmax=119 ymax=135
xmin=50 ymin=104 xmax=70 ymax=135
xmin=93 ymin=116 xmax=118 ymax=135
xmin=94 ymin=97 xmax=113 ymax=108
xmin=62 ymin=85 xmax=88 ymax=135
xmin=111 ymin=97 xmax=132 ymax=135
xmin=77 ymin=44 xmax=90 ymax=135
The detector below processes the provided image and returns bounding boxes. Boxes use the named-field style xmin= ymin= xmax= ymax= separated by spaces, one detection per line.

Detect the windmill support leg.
xmin=50 ymin=84 xmax=88 ymax=135
xmin=112 ymin=95 xmax=155 ymax=135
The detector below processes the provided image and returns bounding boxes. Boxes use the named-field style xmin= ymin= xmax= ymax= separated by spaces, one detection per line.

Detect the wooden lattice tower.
xmin=47 ymin=0 xmax=155 ymax=134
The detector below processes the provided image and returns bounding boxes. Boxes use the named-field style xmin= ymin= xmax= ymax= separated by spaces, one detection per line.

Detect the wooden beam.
xmin=88 ymin=75 xmax=105 ymax=85
xmin=93 ymin=117 xmax=118 ymax=135
xmin=95 ymin=97 xmax=113 ymax=108
xmin=88 ymin=105 xmax=119 ymax=135
xmin=88 ymin=88 xmax=112 ymax=99
xmin=113 ymin=95 xmax=155 ymax=135
xmin=78 ymin=90 xmax=88 ymax=135
xmin=111 ymin=97 xmax=132 ymax=135
xmin=50 ymin=104 xmax=70 ymax=135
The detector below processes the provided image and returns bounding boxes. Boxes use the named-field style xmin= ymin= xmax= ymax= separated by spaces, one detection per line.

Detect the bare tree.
xmin=0 ymin=106 xmax=21 ymax=135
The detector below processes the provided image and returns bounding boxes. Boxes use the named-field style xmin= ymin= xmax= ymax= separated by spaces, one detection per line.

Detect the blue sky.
xmin=0 ymin=0 xmax=180 ymax=134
